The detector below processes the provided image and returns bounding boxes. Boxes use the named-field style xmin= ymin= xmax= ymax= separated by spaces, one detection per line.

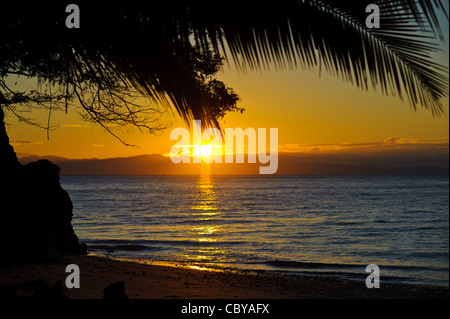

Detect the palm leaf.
xmin=185 ymin=0 xmax=448 ymax=115
xmin=1 ymin=0 xmax=448 ymax=132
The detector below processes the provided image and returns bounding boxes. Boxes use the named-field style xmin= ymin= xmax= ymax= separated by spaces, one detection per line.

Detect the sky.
xmin=5 ymin=8 xmax=449 ymax=172
xmin=7 ymin=61 xmax=449 ymax=158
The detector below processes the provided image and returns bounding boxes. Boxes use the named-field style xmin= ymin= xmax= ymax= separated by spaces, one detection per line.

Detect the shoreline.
xmin=0 ymin=255 xmax=448 ymax=299
xmin=94 ymin=254 xmax=449 ymax=288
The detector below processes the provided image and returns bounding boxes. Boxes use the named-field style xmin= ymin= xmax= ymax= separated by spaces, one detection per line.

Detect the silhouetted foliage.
xmin=0 ymin=2 xmax=243 ymax=143
xmin=0 ymin=1 xmax=448 ymax=144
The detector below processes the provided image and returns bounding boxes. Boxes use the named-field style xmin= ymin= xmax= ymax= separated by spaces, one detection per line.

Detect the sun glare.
xmin=193 ymin=145 xmax=213 ymax=157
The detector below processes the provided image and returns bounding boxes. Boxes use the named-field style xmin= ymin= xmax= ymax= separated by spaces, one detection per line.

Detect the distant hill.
xmin=18 ymin=152 xmax=449 ymax=175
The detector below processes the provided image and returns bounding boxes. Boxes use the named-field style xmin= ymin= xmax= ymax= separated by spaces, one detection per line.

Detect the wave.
xmin=242 ymin=260 xmax=449 ymax=286
xmin=258 ymin=260 xmax=362 ymax=270
xmin=250 ymin=260 xmax=449 ymax=272
xmin=83 ymin=238 xmax=248 ymax=249
xmin=88 ymin=244 xmax=155 ymax=252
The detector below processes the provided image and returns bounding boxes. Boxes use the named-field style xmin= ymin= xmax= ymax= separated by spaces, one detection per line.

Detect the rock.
xmin=22 ymin=160 xmax=82 ymax=256
xmin=0 ymin=108 xmax=86 ymax=263
xmin=103 ymin=281 xmax=129 ymax=299
xmin=0 ymin=107 xmax=21 ymax=176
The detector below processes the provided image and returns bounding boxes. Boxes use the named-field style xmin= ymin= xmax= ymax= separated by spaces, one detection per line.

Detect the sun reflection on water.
xmin=191 ymin=177 xmax=218 ymax=213
xmin=187 ymin=176 xmax=225 ymax=264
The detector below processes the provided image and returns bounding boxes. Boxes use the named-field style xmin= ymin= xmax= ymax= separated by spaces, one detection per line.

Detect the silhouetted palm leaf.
xmin=0 ymin=0 xmax=448 ymax=135
xmin=184 ymin=0 xmax=448 ymax=115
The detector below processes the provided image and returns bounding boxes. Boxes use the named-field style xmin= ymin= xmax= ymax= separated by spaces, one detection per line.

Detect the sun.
xmin=193 ymin=145 xmax=213 ymax=157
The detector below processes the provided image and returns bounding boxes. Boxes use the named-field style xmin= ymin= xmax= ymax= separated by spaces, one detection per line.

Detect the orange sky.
xmin=7 ymin=64 xmax=448 ymax=160
xmin=5 ymin=17 xmax=449 ymax=162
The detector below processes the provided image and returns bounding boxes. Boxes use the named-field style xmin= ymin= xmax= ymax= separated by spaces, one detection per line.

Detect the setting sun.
xmin=192 ymin=145 xmax=213 ymax=158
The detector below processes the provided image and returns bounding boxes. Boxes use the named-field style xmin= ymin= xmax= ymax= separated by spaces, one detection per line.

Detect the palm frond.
xmin=1 ymin=0 xmax=448 ymax=134
xmin=186 ymin=0 xmax=448 ymax=115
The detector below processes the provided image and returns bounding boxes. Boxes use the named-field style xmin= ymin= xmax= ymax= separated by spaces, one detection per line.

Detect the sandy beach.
xmin=0 ymin=255 xmax=447 ymax=299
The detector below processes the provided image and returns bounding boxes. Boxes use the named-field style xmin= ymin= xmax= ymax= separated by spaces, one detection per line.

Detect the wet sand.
xmin=0 ymin=255 xmax=447 ymax=299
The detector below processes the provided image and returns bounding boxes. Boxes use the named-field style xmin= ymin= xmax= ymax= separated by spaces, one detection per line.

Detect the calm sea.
xmin=61 ymin=175 xmax=449 ymax=287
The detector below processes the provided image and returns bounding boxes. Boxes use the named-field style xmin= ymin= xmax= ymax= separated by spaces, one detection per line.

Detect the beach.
xmin=0 ymin=255 xmax=447 ymax=299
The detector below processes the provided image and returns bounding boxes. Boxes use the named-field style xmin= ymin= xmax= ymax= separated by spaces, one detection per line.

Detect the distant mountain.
xmin=18 ymin=152 xmax=449 ymax=175
xmin=18 ymin=154 xmax=76 ymax=164
xmin=20 ymin=154 xmax=172 ymax=175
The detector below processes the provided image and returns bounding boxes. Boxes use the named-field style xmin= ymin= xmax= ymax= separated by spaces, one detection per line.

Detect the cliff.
xmin=0 ymin=108 xmax=86 ymax=263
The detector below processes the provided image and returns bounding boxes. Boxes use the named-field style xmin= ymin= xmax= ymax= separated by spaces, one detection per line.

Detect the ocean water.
xmin=61 ymin=175 xmax=449 ymax=287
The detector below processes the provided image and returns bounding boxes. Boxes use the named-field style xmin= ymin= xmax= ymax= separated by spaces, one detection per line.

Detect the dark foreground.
xmin=0 ymin=255 xmax=448 ymax=299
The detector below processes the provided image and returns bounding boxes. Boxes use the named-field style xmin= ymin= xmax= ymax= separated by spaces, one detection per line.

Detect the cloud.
xmin=279 ymin=142 xmax=380 ymax=152
xmin=279 ymin=137 xmax=448 ymax=153
xmin=10 ymin=140 xmax=43 ymax=146
xmin=383 ymin=137 xmax=419 ymax=145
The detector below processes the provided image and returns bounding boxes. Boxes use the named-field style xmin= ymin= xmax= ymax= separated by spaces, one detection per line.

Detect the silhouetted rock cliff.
xmin=0 ymin=108 xmax=85 ymax=263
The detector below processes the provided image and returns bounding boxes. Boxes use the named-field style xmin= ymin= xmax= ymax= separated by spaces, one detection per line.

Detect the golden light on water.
xmin=188 ymin=176 xmax=225 ymax=264
xmin=191 ymin=177 xmax=218 ymax=212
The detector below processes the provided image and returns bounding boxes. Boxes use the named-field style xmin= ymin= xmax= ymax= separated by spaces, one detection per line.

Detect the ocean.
xmin=61 ymin=174 xmax=449 ymax=287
